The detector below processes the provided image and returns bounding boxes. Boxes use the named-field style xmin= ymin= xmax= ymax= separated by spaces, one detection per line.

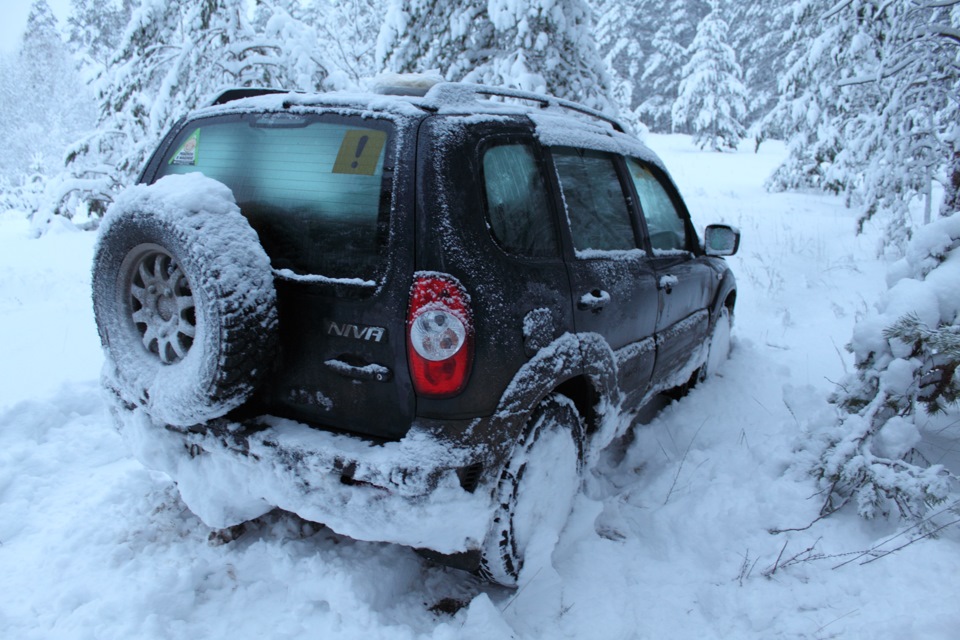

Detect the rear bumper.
xmin=116 ymin=407 xmax=494 ymax=555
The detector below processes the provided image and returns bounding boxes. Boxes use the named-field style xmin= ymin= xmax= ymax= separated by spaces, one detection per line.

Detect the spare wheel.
xmin=92 ymin=173 xmax=277 ymax=426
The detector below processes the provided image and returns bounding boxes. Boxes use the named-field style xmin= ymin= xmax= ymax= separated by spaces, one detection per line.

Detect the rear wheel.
xmin=480 ymin=394 xmax=584 ymax=586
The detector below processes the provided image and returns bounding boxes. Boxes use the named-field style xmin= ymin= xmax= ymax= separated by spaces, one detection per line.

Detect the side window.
xmin=627 ymin=158 xmax=689 ymax=252
xmin=551 ymin=147 xmax=637 ymax=252
xmin=482 ymin=143 xmax=560 ymax=258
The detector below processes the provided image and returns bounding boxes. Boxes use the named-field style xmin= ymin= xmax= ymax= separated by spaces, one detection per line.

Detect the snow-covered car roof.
xmin=188 ymin=81 xmax=665 ymax=171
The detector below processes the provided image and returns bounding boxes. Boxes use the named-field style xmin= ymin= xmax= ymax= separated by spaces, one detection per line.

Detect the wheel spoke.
xmin=131 ymin=308 xmax=152 ymax=325
xmin=156 ymin=335 xmax=175 ymax=364
xmin=171 ymin=335 xmax=189 ymax=360
xmin=130 ymin=283 xmax=148 ymax=306
xmin=140 ymin=324 xmax=159 ymax=351
xmin=137 ymin=260 xmax=152 ymax=287
xmin=154 ymin=254 xmax=169 ymax=282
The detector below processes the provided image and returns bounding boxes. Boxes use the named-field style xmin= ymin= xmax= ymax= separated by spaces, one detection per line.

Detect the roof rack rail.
xmin=206 ymin=87 xmax=290 ymax=107
xmin=422 ymin=82 xmax=625 ymax=133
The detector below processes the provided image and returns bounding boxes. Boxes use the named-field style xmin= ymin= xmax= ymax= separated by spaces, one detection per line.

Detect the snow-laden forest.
xmin=1 ymin=0 xmax=959 ymax=637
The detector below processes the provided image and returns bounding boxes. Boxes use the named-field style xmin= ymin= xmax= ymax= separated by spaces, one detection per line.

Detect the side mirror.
xmin=703 ymin=224 xmax=740 ymax=257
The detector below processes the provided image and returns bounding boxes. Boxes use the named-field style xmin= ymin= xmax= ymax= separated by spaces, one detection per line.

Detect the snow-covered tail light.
xmin=407 ymin=273 xmax=473 ymax=398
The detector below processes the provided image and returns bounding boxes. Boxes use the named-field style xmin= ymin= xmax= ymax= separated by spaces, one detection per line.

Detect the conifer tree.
xmin=0 ymin=0 xmax=93 ymax=215
xmin=67 ymin=0 xmax=135 ymax=76
xmin=726 ymin=3 xmax=791 ymax=135
xmin=671 ymin=0 xmax=747 ymax=151
xmin=798 ymin=1 xmax=960 ymax=525
xmin=379 ymin=0 xmax=614 ymax=113
xmin=594 ymin=0 xmax=647 ymax=131
xmin=59 ymin=0 xmax=334 ymax=222
xmin=595 ymin=0 xmax=708 ymax=131
xmin=377 ymin=0 xmax=490 ymax=81
xmin=767 ymin=0 xmax=959 ymax=250
xmin=764 ymin=0 xmax=857 ymax=195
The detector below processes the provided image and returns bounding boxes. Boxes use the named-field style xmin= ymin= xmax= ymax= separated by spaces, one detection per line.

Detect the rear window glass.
xmin=157 ymin=114 xmax=392 ymax=279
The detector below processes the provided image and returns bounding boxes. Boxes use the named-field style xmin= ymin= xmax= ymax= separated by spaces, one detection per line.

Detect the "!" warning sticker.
xmin=332 ymin=129 xmax=386 ymax=176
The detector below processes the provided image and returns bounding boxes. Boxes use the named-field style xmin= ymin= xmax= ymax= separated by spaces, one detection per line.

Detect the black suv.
xmin=92 ymin=81 xmax=739 ymax=585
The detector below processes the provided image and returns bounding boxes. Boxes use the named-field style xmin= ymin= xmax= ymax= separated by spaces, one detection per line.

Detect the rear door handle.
xmin=659 ymin=275 xmax=678 ymax=294
xmin=577 ymin=289 xmax=610 ymax=313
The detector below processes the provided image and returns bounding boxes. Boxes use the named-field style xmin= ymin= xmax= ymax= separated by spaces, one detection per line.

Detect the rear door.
xmin=625 ymin=157 xmax=715 ymax=386
xmin=153 ymin=111 xmax=417 ymax=439
xmin=547 ymin=147 xmax=659 ymax=410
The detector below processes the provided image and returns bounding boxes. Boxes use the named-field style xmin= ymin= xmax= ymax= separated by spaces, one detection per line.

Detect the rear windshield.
xmin=157 ymin=113 xmax=393 ymax=280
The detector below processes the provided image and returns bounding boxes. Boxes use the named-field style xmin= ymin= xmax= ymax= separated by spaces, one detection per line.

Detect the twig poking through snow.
xmin=663 ymin=419 xmax=707 ymax=505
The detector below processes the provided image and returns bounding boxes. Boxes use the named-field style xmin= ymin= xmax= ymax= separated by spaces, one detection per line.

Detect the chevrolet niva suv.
xmin=92 ymin=80 xmax=740 ymax=586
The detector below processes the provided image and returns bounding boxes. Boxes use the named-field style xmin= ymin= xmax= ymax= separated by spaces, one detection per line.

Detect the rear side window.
xmin=626 ymin=158 xmax=689 ymax=253
xmin=551 ymin=148 xmax=637 ymax=253
xmin=157 ymin=115 xmax=392 ymax=279
xmin=481 ymin=143 xmax=559 ymax=258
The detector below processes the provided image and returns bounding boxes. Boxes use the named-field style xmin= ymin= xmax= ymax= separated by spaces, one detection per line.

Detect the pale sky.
xmin=1 ymin=0 xmax=73 ymax=55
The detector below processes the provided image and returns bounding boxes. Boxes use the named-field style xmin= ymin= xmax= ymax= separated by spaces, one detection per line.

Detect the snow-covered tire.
xmin=92 ymin=173 xmax=277 ymax=427
xmin=700 ymin=304 xmax=733 ymax=381
xmin=480 ymin=394 xmax=584 ymax=587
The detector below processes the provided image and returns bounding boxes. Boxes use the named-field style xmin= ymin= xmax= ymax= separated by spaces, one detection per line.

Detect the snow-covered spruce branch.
xmin=926 ymin=25 xmax=960 ymax=44
xmin=914 ymin=0 xmax=960 ymax=8
xmin=818 ymin=389 xmax=954 ymax=520
xmin=810 ymin=215 xmax=960 ymax=525
xmin=824 ymin=0 xmax=856 ymax=21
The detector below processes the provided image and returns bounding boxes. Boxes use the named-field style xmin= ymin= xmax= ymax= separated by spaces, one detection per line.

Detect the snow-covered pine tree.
xmin=671 ymin=0 xmax=747 ymax=151
xmin=8 ymin=0 xmax=93 ymax=178
xmin=803 ymin=1 xmax=960 ymax=523
xmin=764 ymin=0 xmax=864 ymax=195
xmin=726 ymin=3 xmax=791 ymax=137
xmin=594 ymin=0 xmax=647 ymax=132
xmin=477 ymin=0 xmax=613 ymax=111
xmin=595 ymin=0 xmax=708 ymax=131
xmin=0 ymin=0 xmax=94 ymax=220
xmin=55 ymin=0 xmax=335 ymax=228
xmin=767 ymin=0 xmax=959 ymax=251
xmin=377 ymin=0 xmax=490 ymax=81
xmin=379 ymin=0 xmax=614 ymax=113
xmin=67 ymin=0 xmax=135 ymax=78
xmin=843 ymin=0 xmax=960 ymax=242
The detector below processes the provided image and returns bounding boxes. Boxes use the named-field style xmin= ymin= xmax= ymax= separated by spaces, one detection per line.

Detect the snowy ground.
xmin=1 ymin=135 xmax=958 ymax=639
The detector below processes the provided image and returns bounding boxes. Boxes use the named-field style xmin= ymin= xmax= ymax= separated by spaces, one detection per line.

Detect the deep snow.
xmin=1 ymin=135 xmax=958 ymax=639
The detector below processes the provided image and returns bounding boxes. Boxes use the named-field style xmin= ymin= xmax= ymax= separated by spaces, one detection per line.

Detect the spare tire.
xmin=92 ymin=173 xmax=277 ymax=426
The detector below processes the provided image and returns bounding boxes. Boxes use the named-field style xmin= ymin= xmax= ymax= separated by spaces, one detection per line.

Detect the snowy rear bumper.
xmin=117 ymin=409 xmax=494 ymax=555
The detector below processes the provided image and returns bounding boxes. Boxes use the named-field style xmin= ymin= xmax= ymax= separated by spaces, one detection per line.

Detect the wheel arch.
xmin=711 ymin=270 xmax=737 ymax=324
xmin=481 ymin=333 xmax=620 ymax=474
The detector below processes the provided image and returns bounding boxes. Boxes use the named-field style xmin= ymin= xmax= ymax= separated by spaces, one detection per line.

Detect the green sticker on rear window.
xmin=332 ymin=129 xmax=386 ymax=176
xmin=169 ymin=129 xmax=200 ymax=166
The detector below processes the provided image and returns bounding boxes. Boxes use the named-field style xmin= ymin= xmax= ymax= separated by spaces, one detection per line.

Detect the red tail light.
xmin=407 ymin=272 xmax=474 ymax=398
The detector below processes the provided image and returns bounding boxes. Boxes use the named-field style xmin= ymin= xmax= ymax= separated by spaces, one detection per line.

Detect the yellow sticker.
xmin=169 ymin=129 xmax=200 ymax=166
xmin=332 ymin=129 xmax=386 ymax=175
